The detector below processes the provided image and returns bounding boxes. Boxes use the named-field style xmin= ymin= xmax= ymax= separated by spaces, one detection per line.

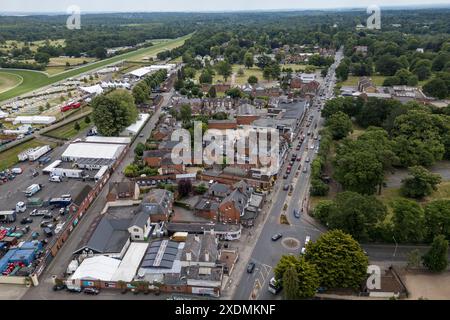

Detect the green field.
xmin=45 ymin=118 xmax=92 ymax=140
xmin=341 ymin=75 xmax=387 ymax=87
xmin=0 ymin=72 xmax=23 ymax=93
xmin=0 ymin=33 xmax=192 ymax=102
xmin=0 ymin=139 xmax=47 ymax=171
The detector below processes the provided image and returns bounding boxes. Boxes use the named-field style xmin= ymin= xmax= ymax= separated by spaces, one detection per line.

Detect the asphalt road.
xmin=233 ymin=49 xmax=344 ymax=300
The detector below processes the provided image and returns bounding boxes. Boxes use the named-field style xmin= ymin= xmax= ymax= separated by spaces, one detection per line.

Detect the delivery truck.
xmin=25 ymin=184 xmax=42 ymax=197
xmin=0 ymin=211 xmax=16 ymax=223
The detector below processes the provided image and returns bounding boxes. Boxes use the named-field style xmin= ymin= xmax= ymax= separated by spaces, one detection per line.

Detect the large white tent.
xmin=70 ymin=256 xmax=120 ymax=282
xmin=62 ymin=143 xmax=125 ymax=161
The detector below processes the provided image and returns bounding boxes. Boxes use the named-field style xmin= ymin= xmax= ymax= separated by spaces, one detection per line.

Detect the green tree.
xmin=326 ymin=111 xmax=353 ymax=140
xmin=180 ymin=104 xmax=192 ymax=122
xmin=215 ymin=60 xmax=232 ymax=82
xmin=84 ymin=115 xmax=91 ymax=124
xmin=199 ymin=70 xmax=213 ymax=84
xmin=334 ymin=147 xmax=384 ymax=195
xmin=422 ymin=235 xmax=448 ymax=272
xmin=34 ymin=52 xmax=50 ymax=64
xmin=401 ymin=166 xmax=442 ymax=199
xmin=282 ymin=265 xmax=300 ymax=300
xmin=208 ymin=85 xmax=217 ymax=98
xmin=325 ymin=192 xmax=388 ymax=241
xmin=74 ymin=121 xmax=80 ymax=131
xmin=424 ymin=200 xmax=450 ymax=241
xmin=305 ymin=230 xmax=369 ymax=289
xmin=132 ymin=82 xmax=149 ymax=105
xmin=244 ymin=52 xmax=254 ymax=69
xmin=392 ymin=199 xmax=425 ymax=243
xmin=423 ymin=78 xmax=448 ymax=99
xmin=92 ymin=89 xmax=138 ymax=136
xmin=248 ymin=75 xmax=258 ymax=85
xmin=134 ymin=142 xmax=146 ymax=157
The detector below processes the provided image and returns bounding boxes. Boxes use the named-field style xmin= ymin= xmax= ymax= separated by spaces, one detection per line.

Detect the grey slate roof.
xmin=181 ymin=233 xmax=218 ymax=263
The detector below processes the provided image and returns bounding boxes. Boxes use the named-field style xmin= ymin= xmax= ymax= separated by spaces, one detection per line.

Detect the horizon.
xmin=1 ymin=1 xmax=449 ymax=15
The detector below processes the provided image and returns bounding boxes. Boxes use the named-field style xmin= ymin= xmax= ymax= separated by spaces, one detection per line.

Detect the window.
xmin=134 ymin=228 xmax=139 ymax=232
xmin=135 ymin=235 xmax=140 ymax=239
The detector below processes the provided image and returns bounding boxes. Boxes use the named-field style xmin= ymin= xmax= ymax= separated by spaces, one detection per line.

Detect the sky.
xmin=1 ymin=0 xmax=449 ymax=13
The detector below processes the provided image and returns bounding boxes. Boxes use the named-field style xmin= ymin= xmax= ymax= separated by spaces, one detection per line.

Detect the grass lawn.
xmin=232 ymin=65 xmax=264 ymax=85
xmin=341 ymin=75 xmax=387 ymax=87
xmin=0 ymin=139 xmax=50 ymax=171
xmin=0 ymin=33 xmax=193 ymax=102
xmin=45 ymin=117 xmax=92 ymax=140
xmin=0 ymin=72 xmax=23 ymax=93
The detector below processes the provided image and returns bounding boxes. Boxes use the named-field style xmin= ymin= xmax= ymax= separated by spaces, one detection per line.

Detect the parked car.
xmin=83 ymin=287 xmax=100 ymax=295
xmin=53 ymin=284 xmax=67 ymax=291
xmin=271 ymin=233 xmax=283 ymax=241
xmin=67 ymin=287 xmax=82 ymax=293
xmin=20 ymin=217 xmax=33 ymax=224
xmin=247 ymin=262 xmax=256 ymax=273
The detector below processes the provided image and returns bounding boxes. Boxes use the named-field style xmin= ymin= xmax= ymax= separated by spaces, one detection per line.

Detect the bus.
xmin=49 ymin=198 xmax=72 ymax=208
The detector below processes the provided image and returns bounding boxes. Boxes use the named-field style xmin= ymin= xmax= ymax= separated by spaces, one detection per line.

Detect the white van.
xmin=11 ymin=168 xmax=23 ymax=174
xmin=49 ymin=175 xmax=62 ymax=183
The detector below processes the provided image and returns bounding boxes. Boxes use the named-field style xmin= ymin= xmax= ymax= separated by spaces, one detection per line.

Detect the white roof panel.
xmin=70 ymin=256 xmax=120 ymax=282
xmin=111 ymin=242 xmax=149 ymax=282
xmin=62 ymin=143 xmax=124 ymax=160
xmin=85 ymin=136 xmax=131 ymax=144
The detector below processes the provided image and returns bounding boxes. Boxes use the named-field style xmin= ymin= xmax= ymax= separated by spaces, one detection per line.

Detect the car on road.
xmin=271 ymin=233 xmax=282 ymax=241
xmin=293 ymin=209 xmax=300 ymax=219
xmin=302 ymin=167 xmax=307 ymax=173
xmin=283 ymin=174 xmax=288 ymax=179
xmin=310 ymin=144 xmax=315 ymax=150
xmin=139 ymin=133 xmax=144 ymax=138
xmin=83 ymin=287 xmax=100 ymax=295
xmin=53 ymin=284 xmax=67 ymax=291
xmin=283 ymin=184 xmax=289 ymax=191
xmin=247 ymin=262 xmax=256 ymax=273
xmin=30 ymin=209 xmax=45 ymax=217
xmin=20 ymin=217 xmax=33 ymax=224
xmin=305 ymin=236 xmax=311 ymax=245
xmin=296 ymin=146 xmax=301 ymax=151
xmin=305 ymin=157 xmax=310 ymax=163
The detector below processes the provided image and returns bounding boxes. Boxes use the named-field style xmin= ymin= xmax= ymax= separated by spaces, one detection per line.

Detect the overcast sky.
xmin=1 ymin=0 xmax=449 ymax=13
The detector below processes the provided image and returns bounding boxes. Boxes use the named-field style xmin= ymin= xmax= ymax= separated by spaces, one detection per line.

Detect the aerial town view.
xmin=0 ymin=0 xmax=449 ymax=312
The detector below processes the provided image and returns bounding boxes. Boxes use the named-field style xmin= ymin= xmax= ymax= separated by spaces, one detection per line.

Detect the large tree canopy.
xmin=92 ymin=89 xmax=138 ymax=136
xmin=304 ymin=230 xmax=369 ymax=289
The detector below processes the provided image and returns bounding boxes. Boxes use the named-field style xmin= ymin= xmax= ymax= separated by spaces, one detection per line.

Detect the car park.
xmin=271 ymin=233 xmax=282 ymax=241
xmin=247 ymin=262 xmax=256 ymax=273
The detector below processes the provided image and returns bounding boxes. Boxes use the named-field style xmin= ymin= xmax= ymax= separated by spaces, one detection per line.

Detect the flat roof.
xmin=124 ymin=113 xmax=149 ymax=134
xmin=111 ymin=242 xmax=149 ymax=282
xmin=62 ymin=143 xmax=124 ymax=160
xmin=85 ymin=136 xmax=131 ymax=144
xmin=70 ymin=256 xmax=120 ymax=282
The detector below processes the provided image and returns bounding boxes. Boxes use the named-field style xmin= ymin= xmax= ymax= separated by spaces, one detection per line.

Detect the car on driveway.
xmin=247 ymin=262 xmax=256 ymax=273
xmin=271 ymin=233 xmax=283 ymax=241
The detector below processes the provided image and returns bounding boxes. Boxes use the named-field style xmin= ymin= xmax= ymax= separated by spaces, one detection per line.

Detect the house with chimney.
xmin=141 ymin=189 xmax=174 ymax=223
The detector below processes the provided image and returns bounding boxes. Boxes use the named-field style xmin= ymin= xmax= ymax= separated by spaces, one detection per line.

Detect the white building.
xmin=84 ymin=136 xmax=131 ymax=145
xmin=300 ymin=73 xmax=316 ymax=84
xmin=62 ymin=143 xmax=125 ymax=161
xmin=79 ymin=84 xmax=104 ymax=96
xmin=122 ymin=113 xmax=150 ymax=136
xmin=12 ymin=116 xmax=56 ymax=125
